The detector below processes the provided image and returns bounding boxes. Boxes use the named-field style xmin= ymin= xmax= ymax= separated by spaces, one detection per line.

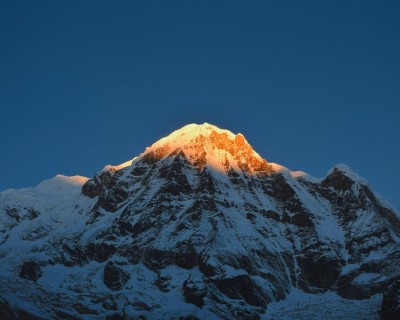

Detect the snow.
xmin=290 ymin=170 xmax=322 ymax=183
xmin=0 ymin=174 xmax=94 ymax=236
xmin=263 ymin=288 xmax=382 ymax=320
xmin=328 ymin=163 xmax=369 ymax=185
xmin=223 ymin=265 xmax=248 ymax=278
xmin=268 ymin=163 xmax=323 ymax=184
xmin=101 ymin=157 xmax=136 ymax=172
xmin=282 ymin=170 xmax=346 ymax=245
xmin=0 ymin=122 xmax=398 ymax=319
xmin=0 ymin=174 xmax=88 ymax=204
xmin=341 ymin=263 xmax=359 ymax=274
xmin=375 ymin=192 xmax=399 ymax=215
xmin=140 ymin=122 xmax=266 ymax=174
xmin=149 ymin=122 xmax=237 ymax=148
xmin=273 ymin=162 xmax=370 ymax=187
xmin=354 ymin=272 xmax=385 ymax=285
xmin=272 ymin=162 xmax=369 ymax=186
xmin=269 ymin=162 xmax=289 ymax=173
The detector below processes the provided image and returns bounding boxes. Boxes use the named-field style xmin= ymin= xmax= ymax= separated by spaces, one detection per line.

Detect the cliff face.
xmin=0 ymin=123 xmax=399 ymax=319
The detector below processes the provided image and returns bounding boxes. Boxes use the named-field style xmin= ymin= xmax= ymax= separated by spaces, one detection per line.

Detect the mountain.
xmin=1 ymin=123 xmax=399 ymax=320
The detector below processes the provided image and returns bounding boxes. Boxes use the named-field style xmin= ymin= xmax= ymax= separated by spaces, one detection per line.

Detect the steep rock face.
xmin=302 ymin=166 xmax=400 ymax=298
xmin=0 ymin=299 xmax=45 ymax=320
xmin=381 ymin=280 xmax=400 ymax=320
xmin=0 ymin=123 xmax=399 ymax=319
xmin=103 ymin=261 xmax=130 ymax=291
xmin=183 ymin=278 xmax=207 ymax=307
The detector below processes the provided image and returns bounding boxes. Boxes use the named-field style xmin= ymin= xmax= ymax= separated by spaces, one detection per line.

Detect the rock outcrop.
xmin=382 ymin=280 xmax=400 ymax=320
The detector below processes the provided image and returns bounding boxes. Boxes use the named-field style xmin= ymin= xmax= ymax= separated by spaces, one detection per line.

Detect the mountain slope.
xmin=0 ymin=123 xmax=399 ymax=319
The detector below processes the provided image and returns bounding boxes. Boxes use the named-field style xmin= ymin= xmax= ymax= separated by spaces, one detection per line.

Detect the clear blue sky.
xmin=1 ymin=1 xmax=399 ymax=209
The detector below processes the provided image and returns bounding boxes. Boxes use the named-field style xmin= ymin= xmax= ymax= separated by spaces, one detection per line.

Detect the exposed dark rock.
xmin=197 ymin=170 xmax=216 ymax=195
xmin=288 ymin=210 xmax=313 ymax=227
xmin=154 ymin=274 xmax=170 ymax=292
xmin=381 ymin=280 xmax=400 ymax=320
xmin=231 ymin=307 xmax=263 ymax=320
xmin=215 ymin=274 xmax=268 ymax=308
xmin=174 ymin=242 xmax=198 ymax=269
xmin=321 ymin=168 xmax=355 ymax=191
xmin=261 ymin=209 xmax=280 ymax=221
xmin=102 ymin=298 xmax=118 ymax=311
xmin=379 ymin=206 xmax=400 ymax=235
xmin=19 ymin=261 xmax=42 ymax=282
xmin=6 ymin=207 xmax=20 ymax=222
xmin=27 ymin=208 xmax=39 ymax=220
xmin=158 ymin=152 xmax=193 ymax=195
xmin=103 ymin=261 xmax=130 ymax=291
xmin=132 ymin=300 xmax=152 ymax=311
xmin=82 ymin=170 xmax=114 ymax=198
xmin=362 ymin=185 xmax=400 ymax=235
xmin=18 ymin=308 xmax=46 ymax=319
xmin=179 ymin=316 xmax=200 ymax=320
xmin=71 ymin=302 xmax=99 ymax=315
xmin=105 ymin=314 xmax=125 ymax=320
xmin=98 ymin=294 xmax=129 ymax=312
xmin=98 ymin=185 xmax=129 ymax=212
xmin=85 ymin=242 xmax=116 ymax=262
xmin=299 ymin=253 xmax=341 ymax=290
xmin=0 ymin=299 xmax=15 ymax=320
xmin=61 ymin=243 xmax=87 ymax=266
xmin=131 ymin=165 xmax=148 ymax=176
xmin=183 ymin=278 xmax=207 ymax=307
xmin=0 ymin=299 xmax=46 ymax=320
xmin=141 ymin=150 xmax=162 ymax=165
xmin=198 ymin=257 xmax=218 ymax=277
xmin=54 ymin=310 xmax=80 ymax=320
xmin=142 ymin=248 xmax=171 ymax=271
xmin=264 ymin=174 xmax=295 ymax=201
xmin=118 ymin=217 xmax=151 ymax=237
xmin=22 ymin=226 xmax=48 ymax=241
xmin=121 ymin=245 xmax=141 ymax=265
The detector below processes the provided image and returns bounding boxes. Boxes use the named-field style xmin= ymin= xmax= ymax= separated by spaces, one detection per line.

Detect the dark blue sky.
xmin=1 ymin=1 xmax=399 ymax=209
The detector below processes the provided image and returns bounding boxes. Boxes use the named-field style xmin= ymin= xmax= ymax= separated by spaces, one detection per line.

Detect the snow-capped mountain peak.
xmin=327 ymin=163 xmax=369 ymax=186
xmin=140 ymin=122 xmax=270 ymax=174
xmin=1 ymin=123 xmax=400 ymax=320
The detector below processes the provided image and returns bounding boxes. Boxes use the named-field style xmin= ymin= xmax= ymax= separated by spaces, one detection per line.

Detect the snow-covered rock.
xmin=0 ymin=123 xmax=399 ymax=319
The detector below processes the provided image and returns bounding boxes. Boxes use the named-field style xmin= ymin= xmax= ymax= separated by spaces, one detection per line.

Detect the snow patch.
xmin=101 ymin=157 xmax=136 ymax=172
xmin=353 ymin=273 xmax=385 ymax=285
